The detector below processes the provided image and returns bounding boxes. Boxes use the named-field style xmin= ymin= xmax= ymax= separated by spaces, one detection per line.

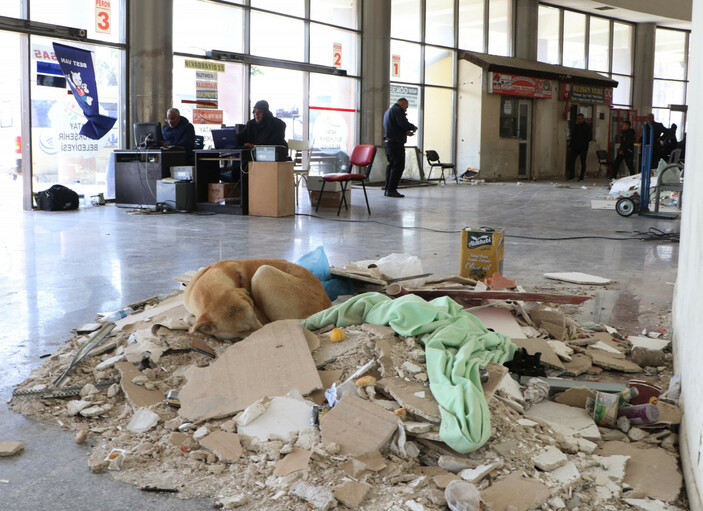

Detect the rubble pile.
xmin=8 ymin=273 xmax=687 ymax=511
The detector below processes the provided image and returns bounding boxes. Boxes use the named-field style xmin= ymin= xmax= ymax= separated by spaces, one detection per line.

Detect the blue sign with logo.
xmin=52 ymin=42 xmax=116 ymax=140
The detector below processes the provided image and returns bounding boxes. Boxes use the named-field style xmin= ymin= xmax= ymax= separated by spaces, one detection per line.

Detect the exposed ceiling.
xmin=542 ymin=0 xmax=692 ymax=29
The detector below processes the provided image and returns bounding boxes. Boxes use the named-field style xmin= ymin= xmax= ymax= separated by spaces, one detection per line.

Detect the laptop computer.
xmin=211 ymin=129 xmax=239 ymax=149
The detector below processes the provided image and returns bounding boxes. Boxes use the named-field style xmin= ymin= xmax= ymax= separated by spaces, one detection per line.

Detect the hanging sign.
xmin=333 ymin=42 xmax=342 ymax=68
xmin=561 ymin=83 xmax=613 ymax=105
xmin=392 ymin=55 xmax=401 ymax=78
xmin=95 ymin=0 xmax=111 ymax=34
xmin=489 ymin=72 xmax=552 ymax=99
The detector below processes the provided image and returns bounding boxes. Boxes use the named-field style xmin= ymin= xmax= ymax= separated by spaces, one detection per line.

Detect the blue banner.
xmin=52 ymin=42 xmax=116 ymax=140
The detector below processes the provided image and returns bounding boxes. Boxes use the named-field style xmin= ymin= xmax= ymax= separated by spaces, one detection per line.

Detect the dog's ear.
xmin=190 ymin=314 xmax=216 ymax=335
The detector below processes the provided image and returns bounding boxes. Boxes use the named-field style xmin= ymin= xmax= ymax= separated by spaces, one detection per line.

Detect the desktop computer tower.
xmin=156 ymin=180 xmax=195 ymax=211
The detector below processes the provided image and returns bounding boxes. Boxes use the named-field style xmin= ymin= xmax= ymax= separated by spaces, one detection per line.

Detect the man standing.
xmin=383 ymin=98 xmax=417 ymax=198
xmin=162 ymin=108 xmax=196 ymax=161
xmin=566 ymin=113 xmax=592 ymax=181
xmin=610 ymin=120 xmax=636 ymax=179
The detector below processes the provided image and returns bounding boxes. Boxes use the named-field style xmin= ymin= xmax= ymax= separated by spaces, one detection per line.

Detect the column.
xmin=514 ymin=0 xmax=538 ymax=60
xmin=129 ymin=0 xmax=173 ymax=125
xmin=360 ymin=0 xmax=391 ymax=145
xmin=632 ymin=23 xmax=656 ymax=116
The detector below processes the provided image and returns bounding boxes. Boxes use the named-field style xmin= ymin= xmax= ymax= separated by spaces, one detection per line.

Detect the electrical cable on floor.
xmin=294 ymin=213 xmax=679 ymax=242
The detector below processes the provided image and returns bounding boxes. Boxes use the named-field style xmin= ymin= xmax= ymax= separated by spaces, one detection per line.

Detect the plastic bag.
xmin=375 ymin=253 xmax=426 ymax=288
xmin=296 ymin=246 xmax=354 ymax=301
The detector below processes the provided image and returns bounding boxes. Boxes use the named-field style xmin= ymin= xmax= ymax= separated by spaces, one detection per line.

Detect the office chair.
xmin=425 ymin=150 xmax=458 ymax=184
xmin=288 ymin=139 xmax=313 ymax=205
xmin=596 ymin=149 xmax=611 ymax=178
xmin=315 ymin=144 xmax=376 ymax=216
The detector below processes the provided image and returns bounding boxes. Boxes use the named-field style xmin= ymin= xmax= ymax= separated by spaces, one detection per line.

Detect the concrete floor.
xmin=0 ymin=176 xmax=679 ymax=510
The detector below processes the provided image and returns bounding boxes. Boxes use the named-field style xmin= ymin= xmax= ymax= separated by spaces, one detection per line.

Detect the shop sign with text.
xmin=489 ymin=72 xmax=552 ymax=99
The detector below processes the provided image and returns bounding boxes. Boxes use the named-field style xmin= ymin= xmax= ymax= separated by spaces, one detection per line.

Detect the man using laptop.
xmin=239 ymin=100 xmax=287 ymax=157
xmin=162 ymin=107 xmax=196 ymax=161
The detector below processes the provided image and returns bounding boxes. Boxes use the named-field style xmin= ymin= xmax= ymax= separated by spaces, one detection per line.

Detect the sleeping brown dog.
xmin=183 ymin=259 xmax=331 ymax=339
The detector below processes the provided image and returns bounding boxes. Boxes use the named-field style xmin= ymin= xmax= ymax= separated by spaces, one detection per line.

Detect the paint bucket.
xmin=459 ymin=227 xmax=505 ymax=281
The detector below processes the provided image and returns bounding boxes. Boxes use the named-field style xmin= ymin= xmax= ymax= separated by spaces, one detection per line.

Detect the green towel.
xmin=302 ymin=292 xmax=517 ymax=453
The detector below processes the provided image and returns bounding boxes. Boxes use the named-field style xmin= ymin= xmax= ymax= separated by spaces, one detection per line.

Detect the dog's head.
xmin=189 ymin=288 xmax=263 ymax=339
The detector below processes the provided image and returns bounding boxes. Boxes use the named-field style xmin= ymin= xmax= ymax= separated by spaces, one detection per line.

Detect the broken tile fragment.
xmin=199 ymin=431 xmax=242 ymax=463
xmin=546 ymin=461 xmax=581 ymax=489
xmin=237 ymin=394 xmax=314 ymax=442
xmin=532 ymin=445 xmax=567 ymax=471
xmin=126 ymin=408 xmax=159 ymax=433
xmin=561 ymin=353 xmax=593 ymax=376
xmin=290 ymin=481 xmax=337 ymax=510
xmin=333 ymin=481 xmax=371 ymax=508
xmin=458 ymin=460 xmax=503 ymax=483
xmin=588 ymin=349 xmax=642 ymax=372
xmin=379 ymin=377 xmax=440 ymax=422
xmin=116 ymin=361 xmax=165 ymax=408
xmin=525 ymin=400 xmax=601 ymax=442
xmin=273 ymin=446 xmax=311 ymax=476
xmin=480 ymin=471 xmax=550 ymax=511
xmin=553 ymin=386 xmax=596 ymax=408
xmin=0 ymin=442 xmax=24 ymax=457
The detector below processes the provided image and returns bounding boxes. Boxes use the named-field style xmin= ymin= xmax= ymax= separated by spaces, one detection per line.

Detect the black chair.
xmin=425 ymin=150 xmax=458 ymax=184
xmin=596 ymin=149 xmax=611 ymax=178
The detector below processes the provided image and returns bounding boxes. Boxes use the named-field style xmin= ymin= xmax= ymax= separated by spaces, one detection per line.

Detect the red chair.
xmin=315 ymin=144 xmax=376 ymax=215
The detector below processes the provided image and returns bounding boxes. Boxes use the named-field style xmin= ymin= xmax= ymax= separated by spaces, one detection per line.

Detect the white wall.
xmin=456 ymin=61 xmax=483 ymax=173
xmin=672 ymin=0 xmax=703 ymax=507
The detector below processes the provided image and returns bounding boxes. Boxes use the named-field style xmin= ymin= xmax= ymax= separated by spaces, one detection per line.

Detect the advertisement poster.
xmin=489 ymin=72 xmax=552 ymax=99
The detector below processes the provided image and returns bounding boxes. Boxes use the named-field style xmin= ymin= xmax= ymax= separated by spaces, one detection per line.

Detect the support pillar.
xmin=514 ymin=0 xmax=538 ymax=60
xmin=360 ymin=0 xmax=391 ymax=145
xmin=129 ymin=0 xmax=173 ymax=127
xmin=632 ymin=23 xmax=656 ymax=116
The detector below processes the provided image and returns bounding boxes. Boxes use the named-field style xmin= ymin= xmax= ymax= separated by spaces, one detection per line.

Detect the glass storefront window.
xmin=389 ymin=83 xmax=421 ymax=146
xmin=30 ymin=0 xmax=123 ymax=44
xmin=426 ymin=0 xmax=455 ymax=47
xmin=172 ymin=56 xmax=245 ymax=148
xmin=390 ymin=40 xmax=422 ymax=84
xmin=251 ymin=0 xmax=304 ymax=18
xmin=29 ymin=36 xmax=122 ymax=198
xmin=173 ymin=0 xmax=243 ymax=55
xmin=537 ymin=5 xmax=560 ymax=65
xmin=654 ymin=28 xmax=687 ymax=80
xmin=424 ymin=46 xmax=454 ymax=87
xmin=488 ymin=0 xmax=511 ymax=57
xmin=612 ymin=74 xmax=631 ymax=107
xmin=309 ymin=74 xmax=358 ymax=158
xmin=588 ymin=17 xmax=610 ymax=72
xmin=391 ymin=0 xmax=421 ymax=42
xmin=458 ymin=0 xmax=485 ymax=52
xmin=311 ymin=0 xmax=358 ymax=30
xmin=310 ymin=24 xmax=359 ymax=76
xmin=250 ymin=12 xmax=305 ymax=62
xmin=0 ymin=30 xmax=22 ymax=207
xmin=612 ymin=22 xmax=633 ymax=75
xmin=653 ymin=79 xmax=685 ymax=109
xmin=250 ymin=66 xmax=304 ymax=142
xmin=0 ymin=2 xmax=21 ymax=17
xmin=562 ymin=11 xmax=586 ymax=69
xmin=423 ymin=87 xmax=453 ymax=161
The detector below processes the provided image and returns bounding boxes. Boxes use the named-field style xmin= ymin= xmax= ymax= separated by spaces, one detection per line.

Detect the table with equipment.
xmin=114 ymin=148 xmax=187 ymax=208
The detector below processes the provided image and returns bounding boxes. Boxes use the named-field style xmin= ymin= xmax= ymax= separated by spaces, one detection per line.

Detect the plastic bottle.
xmin=618 ymin=387 xmax=639 ymax=406
xmin=99 ymin=306 xmax=134 ymax=323
xmin=617 ymin=403 xmax=660 ymax=425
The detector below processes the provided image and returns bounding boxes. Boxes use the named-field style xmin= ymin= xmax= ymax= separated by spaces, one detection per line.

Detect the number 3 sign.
xmin=96 ymin=0 xmax=111 ymax=34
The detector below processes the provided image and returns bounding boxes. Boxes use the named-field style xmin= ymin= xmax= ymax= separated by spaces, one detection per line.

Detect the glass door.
xmin=517 ymin=99 xmax=531 ymax=178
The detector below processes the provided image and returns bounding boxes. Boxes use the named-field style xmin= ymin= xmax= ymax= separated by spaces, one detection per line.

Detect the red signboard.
xmin=561 ymin=83 xmax=613 ymax=105
xmin=192 ymin=109 xmax=223 ymax=125
xmin=489 ymin=72 xmax=552 ymax=99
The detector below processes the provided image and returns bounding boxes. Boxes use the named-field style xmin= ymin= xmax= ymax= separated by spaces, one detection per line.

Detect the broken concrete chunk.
xmin=290 ymin=481 xmax=337 ymax=511
xmin=116 ymin=361 xmax=165 ymax=408
xmin=199 ymin=431 xmax=241 ymax=463
xmin=561 ymin=353 xmax=593 ymax=376
xmin=179 ymin=320 xmax=322 ymax=422
xmin=546 ymin=340 xmax=573 ymax=361
xmin=495 ymin=373 xmax=524 ymax=404
xmin=219 ymin=494 xmax=248 ymax=509
xmin=525 ymin=400 xmax=601 ymax=443
xmin=628 ymin=335 xmax=670 ymax=351
xmin=319 ymin=395 xmax=398 ymax=456
xmin=237 ymin=394 xmax=314 ymax=443
xmin=432 ymin=470 xmax=460 ymax=489
xmin=480 ymin=471 xmax=551 ymax=511
xmin=0 ymin=442 xmax=24 ymax=457
xmin=588 ymin=348 xmax=642 ymax=373
xmin=623 ymin=499 xmax=685 ymax=511
xmin=273 ymin=446 xmax=311 ymax=476
xmin=532 ymin=445 xmax=568 ymax=471
xmin=80 ymin=403 xmax=112 ymax=417
xmin=546 ymin=461 xmax=581 ymax=489
xmin=482 ymin=362 xmax=509 ymax=402
xmin=333 ymin=481 xmax=371 ymax=508
xmin=126 ymin=408 xmax=159 ymax=434
xmin=457 ymin=460 xmax=503 ymax=483
xmin=438 ymin=455 xmax=480 ymax=473
xmin=379 ymin=377 xmax=440 ymax=422
xmin=553 ymin=386 xmax=596 ymax=408
xmin=66 ymin=399 xmax=92 ymax=416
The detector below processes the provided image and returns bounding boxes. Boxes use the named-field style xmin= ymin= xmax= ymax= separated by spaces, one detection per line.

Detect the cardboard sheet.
xmin=471 ymin=308 xmax=525 ymax=339
xmin=320 ymin=395 xmax=398 ymax=456
xmin=273 ymin=447 xmax=312 ymax=477
xmin=115 ymin=294 xmax=189 ymax=333
xmin=308 ymin=370 xmax=343 ymax=405
xmin=116 ymin=361 xmax=165 ymax=408
xmin=178 ymin=320 xmax=322 ymax=422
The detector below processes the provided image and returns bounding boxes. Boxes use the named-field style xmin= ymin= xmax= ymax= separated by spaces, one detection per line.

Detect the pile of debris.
xmin=8 ymin=270 xmax=686 ymax=510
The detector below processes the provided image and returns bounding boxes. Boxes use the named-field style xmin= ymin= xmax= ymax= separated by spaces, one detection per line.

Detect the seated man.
xmin=239 ymin=100 xmax=288 ymax=160
xmin=162 ymin=108 xmax=196 ymax=161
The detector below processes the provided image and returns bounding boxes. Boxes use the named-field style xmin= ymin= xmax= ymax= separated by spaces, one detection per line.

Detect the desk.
xmin=114 ymin=149 xmax=187 ymax=208
xmin=194 ymin=149 xmax=249 ymax=215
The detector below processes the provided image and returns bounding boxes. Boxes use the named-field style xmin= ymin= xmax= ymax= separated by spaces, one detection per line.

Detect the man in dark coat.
xmin=240 ymin=100 xmax=287 ymax=160
xmin=382 ymin=98 xmax=417 ymax=198
xmin=610 ymin=120 xmax=636 ymax=179
xmin=566 ymin=113 xmax=592 ymax=181
xmin=162 ymin=107 xmax=196 ymax=160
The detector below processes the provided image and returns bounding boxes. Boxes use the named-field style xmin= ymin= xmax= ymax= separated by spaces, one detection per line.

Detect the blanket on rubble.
xmin=302 ymin=292 xmax=517 ymax=453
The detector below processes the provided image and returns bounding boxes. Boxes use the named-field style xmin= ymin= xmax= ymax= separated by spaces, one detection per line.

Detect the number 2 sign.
xmin=332 ymin=42 xmax=342 ymax=68
xmin=96 ymin=0 xmax=111 ymax=34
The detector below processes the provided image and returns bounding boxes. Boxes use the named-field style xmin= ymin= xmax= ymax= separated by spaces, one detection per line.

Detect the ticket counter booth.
xmin=456 ymin=51 xmax=618 ymax=181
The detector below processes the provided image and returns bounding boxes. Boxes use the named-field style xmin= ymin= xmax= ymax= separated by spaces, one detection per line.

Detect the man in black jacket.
xmin=240 ymin=100 xmax=288 ymax=159
xmin=610 ymin=120 xmax=636 ymax=179
xmin=383 ymin=98 xmax=417 ymax=198
xmin=566 ymin=113 xmax=592 ymax=181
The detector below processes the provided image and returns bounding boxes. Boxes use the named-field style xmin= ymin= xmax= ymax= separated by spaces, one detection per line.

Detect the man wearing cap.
xmin=162 ymin=107 xmax=196 ymax=160
xmin=240 ymin=100 xmax=288 ymax=150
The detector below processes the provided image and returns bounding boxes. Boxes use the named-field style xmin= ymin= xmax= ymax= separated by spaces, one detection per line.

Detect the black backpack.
xmin=37 ymin=184 xmax=80 ymax=211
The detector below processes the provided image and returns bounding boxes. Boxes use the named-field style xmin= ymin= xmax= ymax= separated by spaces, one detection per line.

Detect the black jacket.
xmin=240 ymin=114 xmax=287 ymax=148
xmin=570 ymin=121 xmax=592 ymax=151
xmin=383 ymin=103 xmax=417 ymax=144
xmin=619 ymin=128 xmax=635 ymax=155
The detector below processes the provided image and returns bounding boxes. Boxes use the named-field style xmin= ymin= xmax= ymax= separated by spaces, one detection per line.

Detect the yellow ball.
xmin=330 ymin=328 xmax=345 ymax=343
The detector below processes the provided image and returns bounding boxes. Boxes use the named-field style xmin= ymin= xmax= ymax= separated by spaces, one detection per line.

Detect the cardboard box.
xmin=248 ymin=161 xmax=295 ymax=217
xmin=306 ymin=175 xmax=345 ymax=193
xmin=208 ymin=183 xmax=238 ymax=203
xmin=459 ymin=227 xmax=505 ymax=281
xmin=308 ymin=189 xmax=351 ymax=208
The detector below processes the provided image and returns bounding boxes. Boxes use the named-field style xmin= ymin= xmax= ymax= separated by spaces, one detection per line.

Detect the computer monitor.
xmin=211 ymin=128 xmax=239 ymax=149
xmin=133 ymin=122 xmax=163 ymax=149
